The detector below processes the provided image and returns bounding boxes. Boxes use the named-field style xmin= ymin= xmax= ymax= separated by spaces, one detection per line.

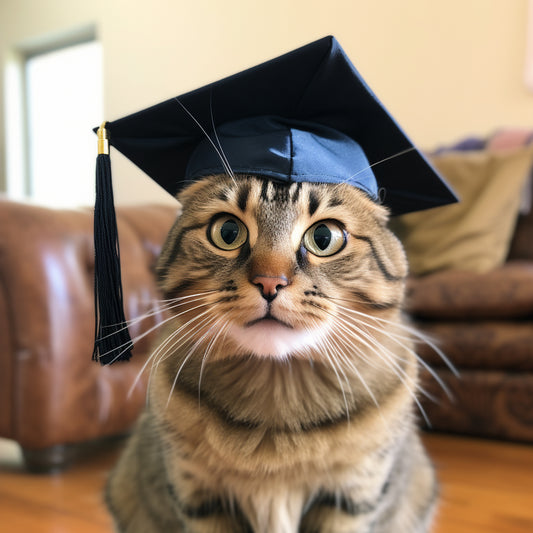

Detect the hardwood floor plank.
xmin=0 ymin=438 xmax=116 ymax=532
xmin=424 ymin=433 xmax=533 ymax=533
xmin=1 ymin=433 xmax=532 ymax=532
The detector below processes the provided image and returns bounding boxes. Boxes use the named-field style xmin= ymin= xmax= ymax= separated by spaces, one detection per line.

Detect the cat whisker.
xmin=135 ymin=290 xmax=216 ymax=310
xmin=155 ymin=290 xmax=220 ymax=305
xmin=97 ymin=311 xmax=189 ymax=365
xmin=317 ymin=335 xmax=352 ymax=422
xmin=332 ymin=309 xmax=426 ymax=390
xmin=174 ymin=97 xmax=235 ymax=179
xmin=209 ymin=91 xmax=236 ymax=182
xmin=128 ymin=300 xmax=216 ymax=397
xmin=309 ymin=317 xmax=390 ymax=428
xmin=105 ymin=298 xmax=182 ymax=331
xmin=153 ymin=306 xmax=219 ymax=369
xmin=99 ymin=343 xmax=135 ymax=366
xmin=129 ymin=297 xmax=212 ymax=349
xmin=197 ymin=320 xmax=231 ymax=405
xmin=130 ymin=324 xmax=185 ymax=401
xmin=145 ymin=319 xmax=206 ymax=401
xmin=322 ymin=326 xmax=390 ymax=429
xmin=347 ymin=147 xmax=416 ymax=182
xmin=310 ymin=301 xmax=430 ymax=423
xmin=329 ymin=311 xmax=432 ymax=426
xmin=330 ymin=299 xmax=458 ymax=378
xmin=141 ymin=328 xmax=183 ymax=402
xmin=329 ymin=314 xmax=406 ymax=379
xmin=327 ymin=330 xmax=377 ymax=395
xmin=333 ymin=306 xmax=453 ymax=401
xmin=97 ymin=293 xmax=215 ymax=358
xmin=164 ymin=348 xmax=196 ymax=408
xmin=124 ymin=295 xmax=213 ymax=330
xmin=165 ymin=313 xmax=222 ymax=408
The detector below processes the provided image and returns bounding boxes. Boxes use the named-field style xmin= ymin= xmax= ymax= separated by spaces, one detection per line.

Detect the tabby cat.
xmin=106 ymin=173 xmax=438 ymax=532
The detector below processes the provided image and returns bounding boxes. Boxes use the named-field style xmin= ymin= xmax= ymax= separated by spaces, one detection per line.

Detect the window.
xmin=24 ymin=39 xmax=103 ymax=206
xmin=526 ymin=0 xmax=533 ymax=91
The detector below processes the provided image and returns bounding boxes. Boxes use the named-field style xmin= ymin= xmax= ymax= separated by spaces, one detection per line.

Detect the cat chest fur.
xmin=149 ymin=352 xmax=420 ymax=533
xmin=105 ymin=176 xmax=438 ymax=532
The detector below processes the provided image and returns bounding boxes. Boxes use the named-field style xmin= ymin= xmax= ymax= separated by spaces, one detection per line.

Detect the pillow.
xmin=391 ymin=144 xmax=533 ymax=276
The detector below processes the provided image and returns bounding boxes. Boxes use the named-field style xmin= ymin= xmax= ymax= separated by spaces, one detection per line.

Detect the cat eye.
xmin=303 ymin=220 xmax=346 ymax=257
xmin=208 ymin=214 xmax=248 ymax=251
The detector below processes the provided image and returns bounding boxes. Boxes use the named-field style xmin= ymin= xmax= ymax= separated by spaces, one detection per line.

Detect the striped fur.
xmin=106 ymin=175 xmax=437 ymax=532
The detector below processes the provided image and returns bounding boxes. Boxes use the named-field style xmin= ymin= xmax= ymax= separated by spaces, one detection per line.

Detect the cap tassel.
xmin=92 ymin=122 xmax=133 ymax=364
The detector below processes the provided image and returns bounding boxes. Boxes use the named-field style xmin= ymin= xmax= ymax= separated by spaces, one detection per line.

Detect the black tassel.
xmin=92 ymin=123 xmax=133 ymax=364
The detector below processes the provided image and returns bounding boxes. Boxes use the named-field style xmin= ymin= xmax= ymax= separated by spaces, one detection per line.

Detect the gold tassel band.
xmin=97 ymin=121 xmax=109 ymax=155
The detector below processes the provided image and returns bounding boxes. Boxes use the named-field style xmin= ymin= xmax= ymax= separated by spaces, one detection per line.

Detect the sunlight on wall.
xmin=26 ymin=40 xmax=102 ymax=206
xmin=1 ymin=0 xmax=532 ymax=205
xmin=526 ymin=0 xmax=533 ymax=91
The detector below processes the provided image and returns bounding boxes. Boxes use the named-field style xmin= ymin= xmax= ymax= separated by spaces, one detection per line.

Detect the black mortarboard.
xmin=92 ymin=35 xmax=457 ymax=364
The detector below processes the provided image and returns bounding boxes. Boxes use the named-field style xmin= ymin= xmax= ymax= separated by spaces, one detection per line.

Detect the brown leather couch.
xmin=0 ymin=200 xmax=177 ymax=471
xmin=408 ymin=203 xmax=533 ymax=443
xmin=1 ymin=195 xmax=531 ymax=472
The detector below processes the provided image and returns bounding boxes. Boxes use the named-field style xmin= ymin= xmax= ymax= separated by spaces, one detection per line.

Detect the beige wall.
xmin=1 ymin=0 xmax=532 ymax=204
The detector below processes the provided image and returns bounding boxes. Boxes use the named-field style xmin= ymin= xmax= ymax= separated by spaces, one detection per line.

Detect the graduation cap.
xmin=92 ymin=35 xmax=457 ymax=364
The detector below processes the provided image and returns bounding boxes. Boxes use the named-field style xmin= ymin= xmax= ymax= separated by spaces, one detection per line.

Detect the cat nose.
xmin=251 ymin=275 xmax=289 ymax=302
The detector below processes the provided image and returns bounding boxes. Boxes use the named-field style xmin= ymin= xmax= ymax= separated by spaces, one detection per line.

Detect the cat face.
xmin=156 ymin=174 xmax=407 ymax=361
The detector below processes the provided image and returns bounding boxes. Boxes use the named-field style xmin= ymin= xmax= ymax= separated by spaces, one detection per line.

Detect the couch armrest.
xmin=0 ymin=272 xmax=14 ymax=438
xmin=0 ymin=200 xmax=176 ymax=449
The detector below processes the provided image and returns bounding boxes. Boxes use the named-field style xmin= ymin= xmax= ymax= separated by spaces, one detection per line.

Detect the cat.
xmin=105 ymin=173 xmax=438 ymax=532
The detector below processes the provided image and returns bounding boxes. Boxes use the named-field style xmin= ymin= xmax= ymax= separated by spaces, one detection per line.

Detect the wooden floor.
xmin=0 ymin=433 xmax=532 ymax=532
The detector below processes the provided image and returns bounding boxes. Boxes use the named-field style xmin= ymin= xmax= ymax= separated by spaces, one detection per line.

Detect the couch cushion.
xmin=406 ymin=262 xmax=533 ymax=320
xmin=419 ymin=368 xmax=533 ymax=443
xmin=0 ymin=200 xmax=177 ymax=448
xmin=391 ymin=144 xmax=533 ymax=275
xmin=415 ymin=320 xmax=533 ymax=371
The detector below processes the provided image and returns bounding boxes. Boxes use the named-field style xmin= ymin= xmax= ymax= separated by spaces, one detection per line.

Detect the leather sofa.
xmin=0 ymin=200 xmax=177 ymax=471
xmin=1 ymin=193 xmax=532 ymax=472
xmin=407 ymin=202 xmax=533 ymax=443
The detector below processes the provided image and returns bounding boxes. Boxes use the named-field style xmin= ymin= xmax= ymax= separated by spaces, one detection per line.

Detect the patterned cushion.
xmin=406 ymin=262 xmax=533 ymax=320
xmin=391 ymin=145 xmax=533 ymax=275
